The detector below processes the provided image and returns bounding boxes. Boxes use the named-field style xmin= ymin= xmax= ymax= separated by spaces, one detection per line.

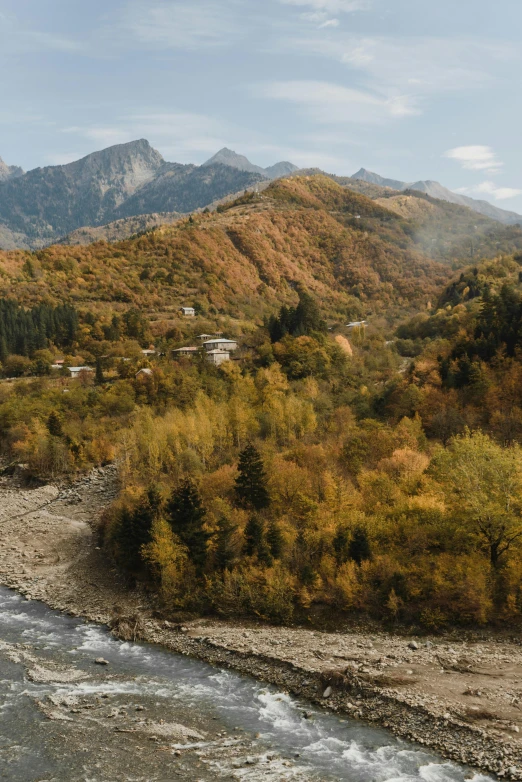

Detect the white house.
xmin=180 ymin=307 xmax=196 ymax=317
xmin=197 ymin=334 xmax=213 ymax=341
xmin=206 ymin=349 xmax=230 ymax=366
xmin=141 ymin=348 xmax=156 ymax=356
xmin=346 ymin=320 xmax=367 ymax=329
xmin=68 ymin=366 xmax=93 ymax=378
xmin=136 ymin=368 xmax=153 ymax=378
xmin=172 ymin=346 xmax=199 ymax=357
xmin=202 ymin=338 xmax=238 ymax=352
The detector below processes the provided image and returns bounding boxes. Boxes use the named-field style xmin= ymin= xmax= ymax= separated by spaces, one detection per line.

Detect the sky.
xmin=1 ymin=0 xmax=522 ymax=211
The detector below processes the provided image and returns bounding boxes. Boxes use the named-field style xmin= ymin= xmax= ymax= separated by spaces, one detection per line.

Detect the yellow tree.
xmin=432 ymin=430 xmax=522 ymax=567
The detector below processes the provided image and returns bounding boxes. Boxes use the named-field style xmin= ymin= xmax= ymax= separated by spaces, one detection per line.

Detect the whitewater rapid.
xmin=0 ymin=587 xmax=494 ymax=781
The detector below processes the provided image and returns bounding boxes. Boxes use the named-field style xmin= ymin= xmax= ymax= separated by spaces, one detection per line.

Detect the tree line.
xmin=0 ymin=299 xmax=78 ymax=361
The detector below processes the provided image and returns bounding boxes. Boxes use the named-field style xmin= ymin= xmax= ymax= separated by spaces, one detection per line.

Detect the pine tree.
xmin=268 ymin=290 xmax=326 ymax=342
xmin=166 ymin=479 xmax=209 ymax=572
xmin=291 ymin=288 xmax=326 ymax=336
xmin=348 ymin=526 xmax=372 ymax=565
xmin=244 ymin=515 xmax=264 ymax=557
xmin=333 ymin=525 xmax=351 ymax=566
xmin=47 ymin=411 xmax=63 ymax=438
xmin=117 ymin=486 xmax=161 ymax=572
xmin=95 ymin=356 xmax=105 ymax=385
xmin=244 ymin=515 xmax=272 ymax=566
xmin=214 ymin=516 xmax=238 ymax=571
xmin=235 ymin=444 xmax=270 ymax=510
xmin=266 ymin=521 xmax=284 ymax=559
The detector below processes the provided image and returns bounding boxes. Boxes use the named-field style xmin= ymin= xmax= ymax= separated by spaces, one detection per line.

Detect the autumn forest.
xmin=2 ymin=175 xmax=522 ymax=630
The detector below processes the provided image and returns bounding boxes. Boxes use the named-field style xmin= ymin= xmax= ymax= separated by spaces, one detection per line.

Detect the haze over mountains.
xmin=352 ymin=168 xmax=522 ymax=226
xmin=0 ymin=139 xmax=520 ymax=251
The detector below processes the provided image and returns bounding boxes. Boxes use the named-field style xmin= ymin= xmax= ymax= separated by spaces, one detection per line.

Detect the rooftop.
xmin=203 ymin=338 xmax=237 ymax=345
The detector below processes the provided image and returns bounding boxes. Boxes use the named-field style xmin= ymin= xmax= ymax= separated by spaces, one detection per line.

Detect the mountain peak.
xmin=0 ymin=156 xmax=24 ymax=183
xmin=203 ymin=148 xmax=298 ymax=179
xmin=352 ymin=168 xmax=407 ymax=191
xmin=56 ymin=139 xmax=165 ymax=192
xmin=64 ymin=139 xmax=164 ymax=172
xmin=202 ymin=148 xmax=267 ymax=176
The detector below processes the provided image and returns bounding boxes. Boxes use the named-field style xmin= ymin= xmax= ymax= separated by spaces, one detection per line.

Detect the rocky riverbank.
xmin=1 ymin=467 xmax=521 ymax=779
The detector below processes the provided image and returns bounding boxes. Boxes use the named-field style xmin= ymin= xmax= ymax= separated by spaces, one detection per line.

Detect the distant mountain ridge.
xmin=352 ymin=168 xmax=522 ymax=226
xmin=0 ymin=141 xmax=298 ymax=250
xmin=1 ymin=141 xmax=520 ymax=251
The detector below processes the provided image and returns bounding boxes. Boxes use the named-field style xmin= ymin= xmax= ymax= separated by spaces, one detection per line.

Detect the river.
xmin=0 ymin=586 xmax=495 ymax=782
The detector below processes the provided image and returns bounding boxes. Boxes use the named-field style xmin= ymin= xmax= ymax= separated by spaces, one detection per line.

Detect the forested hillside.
xmin=3 ymin=175 xmax=522 ymax=632
xmin=390 ymin=251 xmax=522 ymax=444
xmin=0 ymin=175 xmax=452 ymax=323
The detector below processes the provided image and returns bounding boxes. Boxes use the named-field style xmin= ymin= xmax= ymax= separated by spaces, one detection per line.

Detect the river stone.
xmin=323 ymin=686 xmax=332 ymax=698
xmin=408 ymin=641 xmax=419 ymax=650
xmin=94 ymin=657 xmax=109 ymax=665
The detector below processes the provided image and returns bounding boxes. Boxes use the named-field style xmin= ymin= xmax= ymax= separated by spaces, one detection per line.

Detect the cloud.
xmin=118 ymin=0 xmax=243 ymax=50
xmin=58 ymin=112 xmax=360 ymax=172
xmin=60 ymin=112 xmax=241 ymax=162
xmin=299 ymin=10 xmax=339 ymax=27
xmin=319 ymin=19 xmax=340 ymax=28
xmin=445 ymin=145 xmax=502 ymax=173
xmin=280 ymin=0 xmax=368 ymax=12
xmin=257 ymin=80 xmax=420 ymax=125
xmin=455 ymin=181 xmax=522 ymax=202
xmin=0 ymin=12 xmax=83 ymax=54
xmin=279 ymin=34 xmax=519 ymax=118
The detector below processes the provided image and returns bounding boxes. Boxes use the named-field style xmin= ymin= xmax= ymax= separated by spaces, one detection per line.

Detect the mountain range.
xmin=0 ymin=142 xmax=294 ymax=250
xmin=0 ymin=140 xmax=520 ymax=251
xmin=352 ymin=168 xmax=522 ymax=226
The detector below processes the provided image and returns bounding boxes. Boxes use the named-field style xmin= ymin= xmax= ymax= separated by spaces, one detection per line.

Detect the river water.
xmin=0 ymin=586 xmax=494 ymax=782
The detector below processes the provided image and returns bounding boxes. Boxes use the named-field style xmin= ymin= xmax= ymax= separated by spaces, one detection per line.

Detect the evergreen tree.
xmin=0 ymin=299 xmax=79 ymax=359
xmin=333 ymin=525 xmax=351 ymax=566
xmin=117 ymin=486 xmax=161 ymax=572
xmin=244 ymin=515 xmax=264 ymax=557
xmin=214 ymin=516 xmax=238 ymax=571
xmin=47 ymin=411 xmax=63 ymax=438
xmin=244 ymin=516 xmax=272 ymax=566
xmin=235 ymin=444 xmax=270 ymax=510
xmin=266 ymin=520 xmax=284 ymax=559
xmin=292 ymin=288 xmax=326 ymax=336
xmin=268 ymin=289 xmax=326 ymax=343
xmin=348 ymin=526 xmax=372 ymax=565
xmin=166 ymin=479 xmax=209 ymax=572
xmin=95 ymin=356 xmax=105 ymax=385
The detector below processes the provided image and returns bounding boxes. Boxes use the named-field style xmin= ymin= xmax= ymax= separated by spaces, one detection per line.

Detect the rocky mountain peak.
xmin=202 ymin=148 xmax=267 ymax=176
xmin=0 ymin=156 xmax=24 ymax=183
xmin=60 ymin=139 xmax=165 ymax=191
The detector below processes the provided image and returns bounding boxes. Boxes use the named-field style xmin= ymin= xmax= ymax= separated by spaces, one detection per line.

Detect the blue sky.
xmin=1 ymin=0 xmax=521 ymax=211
